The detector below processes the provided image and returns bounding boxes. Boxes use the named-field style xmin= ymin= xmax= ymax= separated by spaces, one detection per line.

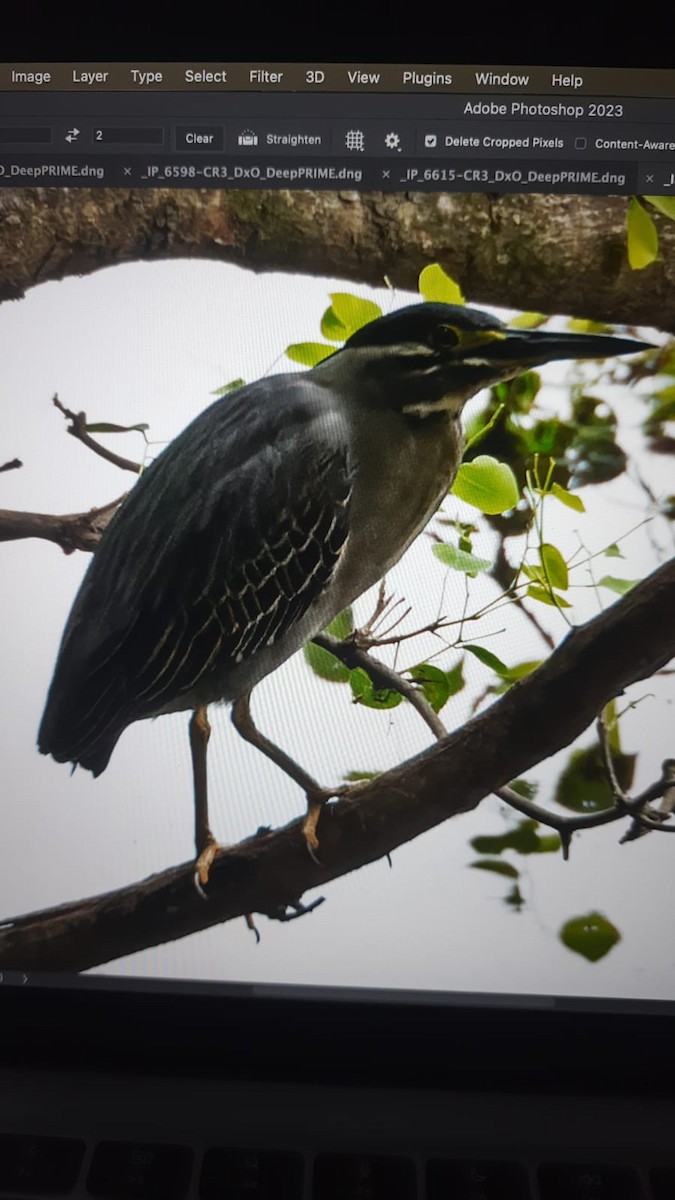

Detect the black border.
xmin=4 ymin=980 xmax=675 ymax=1090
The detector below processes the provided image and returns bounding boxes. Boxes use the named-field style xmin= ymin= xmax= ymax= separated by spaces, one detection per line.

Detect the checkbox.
xmin=575 ymin=136 xmax=587 ymax=149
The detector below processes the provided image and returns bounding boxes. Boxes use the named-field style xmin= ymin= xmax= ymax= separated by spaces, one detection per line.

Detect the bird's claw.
xmin=193 ymin=870 xmax=209 ymax=901
xmin=193 ymin=837 xmax=220 ymax=899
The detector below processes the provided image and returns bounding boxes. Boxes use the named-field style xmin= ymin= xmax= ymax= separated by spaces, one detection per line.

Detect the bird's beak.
xmin=482 ymin=326 xmax=655 ymax=368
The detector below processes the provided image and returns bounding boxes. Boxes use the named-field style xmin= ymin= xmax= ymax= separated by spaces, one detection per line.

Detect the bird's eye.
xmin=432 ymin=324 xmax=460 ymax=350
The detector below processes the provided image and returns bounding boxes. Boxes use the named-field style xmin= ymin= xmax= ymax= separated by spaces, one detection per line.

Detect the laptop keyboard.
xmin=0 ymin=1134 xmax=672 ymax=1198
xmin=1 ymin=1067 xmax=673 ymax=1200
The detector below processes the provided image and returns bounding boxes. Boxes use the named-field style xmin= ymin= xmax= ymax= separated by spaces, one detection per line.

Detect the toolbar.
xmin=2 ymin=63 xmax=675 ymax=96
xmin=1 ymin=116 xmax=673 ymax=166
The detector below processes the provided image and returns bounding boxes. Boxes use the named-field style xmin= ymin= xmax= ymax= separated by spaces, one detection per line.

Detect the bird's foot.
xmin=302 ymin=783 xmax=353 ymax=864
xmin=193 ymin=833 xmax=221 ymax=899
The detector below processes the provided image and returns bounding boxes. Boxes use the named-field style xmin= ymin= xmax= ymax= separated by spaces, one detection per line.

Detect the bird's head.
xmin=333 ymin=302 xmax=653 ymax=418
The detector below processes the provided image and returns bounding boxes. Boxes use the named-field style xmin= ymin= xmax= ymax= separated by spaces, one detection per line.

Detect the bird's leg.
xmin=231 ymin=691 xmax=346 ymax=853
xmin=190 ymin=705 xmax=219 ymax=887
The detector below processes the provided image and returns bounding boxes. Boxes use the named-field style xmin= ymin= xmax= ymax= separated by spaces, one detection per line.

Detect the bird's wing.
xmin=38 ymin=374 xmax=353 ymax=773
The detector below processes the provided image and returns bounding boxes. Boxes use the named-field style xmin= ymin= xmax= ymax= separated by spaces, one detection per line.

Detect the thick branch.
xmin=1 ymin=554 xmax=674 ymax=972
xmin=0 ymin=496 xmax=124 ymax=553
xmin=1 ymin=190 xmax=673 ymax=331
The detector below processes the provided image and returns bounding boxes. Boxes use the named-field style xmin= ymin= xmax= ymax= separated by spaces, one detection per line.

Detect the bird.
xmin=38 ymin=301 xmax=652 ymax=886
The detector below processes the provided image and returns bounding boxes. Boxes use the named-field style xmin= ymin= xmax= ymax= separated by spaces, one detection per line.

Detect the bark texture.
xmin=1 ymin=189 xmax=673 ymax=330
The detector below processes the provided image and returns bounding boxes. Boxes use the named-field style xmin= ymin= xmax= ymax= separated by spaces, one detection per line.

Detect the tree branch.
xmin=53 ymin=395 xmax=143 ymax=474
xmin=311 ymin=632 xmax=447 ymax=740
xmin=1 ymin=190 xmax=673 ymax=331
xmin=0 ymin=458 xmax=22 ymax=474
xmin=0 ymin=496 xmax=126 ymax=554
xmin=1 ymin=553 xmax=674 ymax=972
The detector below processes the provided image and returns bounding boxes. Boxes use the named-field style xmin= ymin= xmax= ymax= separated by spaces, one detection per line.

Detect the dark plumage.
xmin=38 ymin=302 xmax=652 ymax=789
xmin=38 ymin=374 xmax=352 ymax=775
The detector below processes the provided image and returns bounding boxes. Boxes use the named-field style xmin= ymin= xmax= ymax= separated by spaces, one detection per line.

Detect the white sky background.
xmin=1 ymin=226 xmax=674 ymax=1000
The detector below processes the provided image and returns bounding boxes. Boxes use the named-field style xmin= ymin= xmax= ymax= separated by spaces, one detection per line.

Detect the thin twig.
xmin=620 ymin=759 xmax=675 ymax=842
xmin=312 ymin=632 xmax=447 ymax=740
xmin=53 ymin=394 xmax=142 ymax=474
xmin=491 ymin=537 xmax=556 ymax=651
xmin=0 ymin=458 xmax=22 ymax=474
xmin=496 ymin=777 xmax=668 ymax=837
xmin=596 ymin=709 xmax=629 ymax=807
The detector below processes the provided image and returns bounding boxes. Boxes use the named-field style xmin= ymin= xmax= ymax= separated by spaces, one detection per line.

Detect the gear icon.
xmin=384 ymin=132 xmax=401 ymax=150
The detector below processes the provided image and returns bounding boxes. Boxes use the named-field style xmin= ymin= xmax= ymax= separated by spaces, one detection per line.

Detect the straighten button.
xmin=176 ymin=127 xmax=224 ymax=151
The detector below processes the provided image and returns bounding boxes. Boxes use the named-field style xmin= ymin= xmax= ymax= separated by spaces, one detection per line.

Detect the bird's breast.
xmin=337 ymin=408 xmax=463 ymax=593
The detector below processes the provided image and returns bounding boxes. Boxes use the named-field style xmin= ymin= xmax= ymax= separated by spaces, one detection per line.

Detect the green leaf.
xmin=211 ymin=378 xmax=245 ymax=396
xmin=598 ymin=575 xmax=638 ymax=596
xmin=464 ymin=644 xmax=511 ymax=677
xmin=349 ymin=668 xmax=403 ymax=710
xmin=504 ymin=884 xmax=525 ymax=909
xmin=567 ymin=317 xmax=614 ymax=334
xmin=445 ymin=660 xmax=465 ymax=697
xmin=343 ymin=769 xmax=380 ymax=782
xmin=526 ymin=585 xmax=572 ymax=608
xmin=470 ymin=859 xmax=519 ymax=878
xmin=320 ymin=305 xmax=350 ymax=342
xmin=508 ymin=778 xmax=539 ymax=800
xmin=554 ymin=744 xmax=636 ymax=813
xmin=432 ymin=543 xmax=491 ymax=577
xmin=303 ymin=642 xmax=350 ymax=683
xmin=407 ymin=663 xmax=451 ymax=713
xmin=627 ymin=197 xmax=658 ymax=270
xmin=418 ymin=263 xmax=464 ymax=305
xmin=506 ymin=819 xmax=545 ymax=855
xmin=85 ymin=422 xmax=149 ymax=434
xmin=471 ymin=819 xmax=552 ymax=858
xmin=452 ymin=456 xmax=520 ymax=514
xmin=470 ymin=833 xmax=509 ymax=855
xmin=521 ymin=563 xmax=545 ymax=585
xmin=644 ymin=195 xmax=675 ymax=220
xmin=604 ymin=543 xmax=624 ymax=558
xmin=504 ymin=659 xmax=543 ymax=681
xmin=285 ymin=342 xmax=335 ymax=366
xmin=508 ymin=312 xmax=547 ymax=329
xmin=328 ymin=293 xmax=381 ymax=333
xmin=539 ymin=835 xmax=563 ymax=853
xmin=560 ymin=913 xmax=621 ymax=963
xmin=647 ymin=388 xmax=675 ymax=426
xmin=326 ymin=607 xmax=354 ymax=640
xmin=303 ymin=608 xmax=354 ymax=683
xmin=540 ymin=543 xmax=569 ymax=590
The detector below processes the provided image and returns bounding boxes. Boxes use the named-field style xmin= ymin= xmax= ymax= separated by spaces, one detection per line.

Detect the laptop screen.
xmin=0 ymin=60 xmax=674 ymax=1012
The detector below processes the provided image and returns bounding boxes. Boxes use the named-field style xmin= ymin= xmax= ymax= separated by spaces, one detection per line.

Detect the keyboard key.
xmin=312 ymin=1153 xmax=416 ymax=1199
xmin=538 ymin=1162 xmax=642 ymax=1198
xmin=0 ymin=1133 xmax=85 ymax=1194
xmin=426 ymin=1158 xmax=530 ymax=1198
xmin=650 ymin=1166 xmax=675 ymax=1199
xmin=199 ymin=1147 xmax=304 ymax=1198
xmin=86 ymin=1140 xmax=193 ymax=1198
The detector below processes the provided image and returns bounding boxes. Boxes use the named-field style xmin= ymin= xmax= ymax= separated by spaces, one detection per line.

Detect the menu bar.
xmin=2 ymin=63 xmax=675 ymax=96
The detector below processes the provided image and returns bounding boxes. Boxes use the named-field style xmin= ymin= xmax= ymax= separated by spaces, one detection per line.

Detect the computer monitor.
xmin=1 ymin=51 xmax=674 ymax=1087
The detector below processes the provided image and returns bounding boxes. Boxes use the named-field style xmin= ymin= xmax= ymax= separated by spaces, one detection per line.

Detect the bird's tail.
xmin=37 ymin=682 xmax=124 ymax=777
